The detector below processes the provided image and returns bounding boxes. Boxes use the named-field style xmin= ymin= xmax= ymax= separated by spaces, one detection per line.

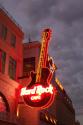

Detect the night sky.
xmin=0 ymin=0 xmax=83 ymax=124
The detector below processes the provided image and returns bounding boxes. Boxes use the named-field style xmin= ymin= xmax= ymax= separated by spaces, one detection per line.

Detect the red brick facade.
xmin=0 ymin=7 xmax=24 ymax=125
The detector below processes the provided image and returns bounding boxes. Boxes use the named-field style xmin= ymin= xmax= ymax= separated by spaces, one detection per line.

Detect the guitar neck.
xmin=36 ymin=29 xmax=51 ymax=83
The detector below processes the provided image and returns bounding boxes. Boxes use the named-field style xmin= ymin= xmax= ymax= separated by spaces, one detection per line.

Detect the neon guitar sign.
xmin=20 ymin=28 xmax=55 ymax=109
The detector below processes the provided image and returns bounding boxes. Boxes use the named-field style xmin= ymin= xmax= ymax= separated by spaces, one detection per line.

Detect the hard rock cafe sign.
xmin=20 ymin=84 xmax=55 ymax=108
xmin=20 ymin=29 xmax=55 ymax=109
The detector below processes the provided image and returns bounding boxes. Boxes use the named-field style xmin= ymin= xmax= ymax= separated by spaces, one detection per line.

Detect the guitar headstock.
xmin=42 ymin=28 xmax=52 ymax=41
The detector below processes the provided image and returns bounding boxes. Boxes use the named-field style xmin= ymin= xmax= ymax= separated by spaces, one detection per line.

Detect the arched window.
xmin=0 ymin=96 xmax=6 ymax=112
xmin=0 ymin=92 xmax=10 ymax=112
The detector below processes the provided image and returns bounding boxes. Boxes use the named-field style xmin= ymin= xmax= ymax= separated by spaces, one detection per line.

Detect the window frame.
xmin=0 ymin=92 xmax=10 ymax=112
xmin=10 ymin=33 xmax=16 ymax=48
xmin=8 ymin=57 xmax=17 ymax=80
xmin=0 ymin=49 xmax=6 ymax=73
xmin=0 ymin=23 xmax=8 ymax=41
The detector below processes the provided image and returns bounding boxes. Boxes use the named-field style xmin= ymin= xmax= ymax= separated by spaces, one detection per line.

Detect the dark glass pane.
xmin=11 ymin=33 xmax=16 ymax=47
xmin=2 ymin=51 xmax=6 ymax=73
xmin=1 ymin=24 xmax=7 ymax=40
xmin=0 ymin=23 xmax=2 ymax=38
xmin=8 ymin=57 xmax=16 ymax=80
xmin=0 ymin=49 xmax=6 ymax=73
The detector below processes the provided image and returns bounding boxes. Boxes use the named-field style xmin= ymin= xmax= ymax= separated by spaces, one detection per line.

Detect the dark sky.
xmin=0 ymin=0 xmax=83 ymax=124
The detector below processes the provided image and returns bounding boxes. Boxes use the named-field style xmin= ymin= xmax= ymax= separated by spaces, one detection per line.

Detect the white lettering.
xmin=30 ymin=87 xmax=36 ymax=94
xmin=20 ymin=84 xmax=53 ymax=96
xmin=31 ymin=95 xmax=41 ymax=100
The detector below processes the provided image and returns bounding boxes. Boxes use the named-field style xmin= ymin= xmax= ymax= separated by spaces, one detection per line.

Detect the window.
xmin=0 ymin=49 xmax=6 ymax=73
xmin=10 ymin=33 xmax=16 ymax=47
xmin=8 ymin=57 xmax=17 ymax=80
xmin=0 ymin=96 xmax=6 ymax=112
xmin=0 ymin=92 xmax=10 ymax=112
xmin=0 ymin=22 xmax=2 ymax=38
xmin=23 ymin=57 xmax=35 ymax=76
xmin=0 ymin=24 xmax=7 ymax=40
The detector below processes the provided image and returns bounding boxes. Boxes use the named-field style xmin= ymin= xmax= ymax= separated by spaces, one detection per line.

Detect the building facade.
xmin=0 ymin=6 xmax=24 ymax=125
xmin=40 ymin=78 xmax=75 ymax=125
xmin=17 ymin=41 xmax=41 ymax=125
xmin=23 ymin=41 xmax=40 ymax=76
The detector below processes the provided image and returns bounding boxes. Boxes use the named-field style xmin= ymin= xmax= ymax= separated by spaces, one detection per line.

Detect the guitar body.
xmin=23 ymin=68 xmax=55 ymax=108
